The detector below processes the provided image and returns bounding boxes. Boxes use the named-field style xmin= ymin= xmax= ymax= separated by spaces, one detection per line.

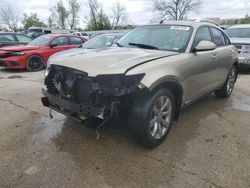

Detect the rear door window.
xmin=211 ymin=28 xmax=226 ymax=47
xmin=223 ymin=34 xmax=231 ymax=45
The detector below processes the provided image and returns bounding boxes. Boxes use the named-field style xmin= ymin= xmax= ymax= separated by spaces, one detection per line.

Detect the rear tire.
xmin=26 ymin=55 xmax=44 ymax=72
xmin=129 ymin=88 xmax=175 ymax=148
xmin=215 ymin=65 xmax=237 ymax=98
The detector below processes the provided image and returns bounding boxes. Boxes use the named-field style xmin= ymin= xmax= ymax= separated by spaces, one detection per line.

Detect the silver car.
xmin=42 ymin=20 xmax=238 ymax=148
xmin=226 ymin=24 xmax=250 ymax=69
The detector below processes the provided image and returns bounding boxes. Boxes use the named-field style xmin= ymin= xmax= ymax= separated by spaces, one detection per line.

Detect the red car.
xmin=0 ymin=34 xmax=87 ymax=71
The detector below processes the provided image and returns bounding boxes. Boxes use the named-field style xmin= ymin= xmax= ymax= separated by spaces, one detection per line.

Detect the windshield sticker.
xmin=170 ymin=26 xmax=190 ymax=31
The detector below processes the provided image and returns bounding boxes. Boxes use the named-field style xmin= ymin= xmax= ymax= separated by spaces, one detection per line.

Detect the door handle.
xmin=212 ymin=54 xmax=218 ymax=61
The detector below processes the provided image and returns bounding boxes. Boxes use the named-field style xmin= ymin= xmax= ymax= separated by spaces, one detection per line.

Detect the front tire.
xmin=215 ymin=65 xmax=237 ymax=98
xmin=129 ymin=88 xmax=175 ymax=148
xmin=26 ymin=55 xmax=45 ymax=72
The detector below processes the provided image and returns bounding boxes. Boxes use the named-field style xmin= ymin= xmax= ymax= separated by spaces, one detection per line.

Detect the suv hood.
xmin=50 ymin=48 xmax=178 ymax=76
xmin=0 ymin=45 xmax=40 ymax=52
xmin=230 ymin=38 xmax=250 ymax=45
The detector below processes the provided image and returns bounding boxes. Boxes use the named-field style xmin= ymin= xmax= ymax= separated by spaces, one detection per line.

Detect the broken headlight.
xmin=44 ymin=65 xmax=51 ymax=78
xmin=95 ymin=74 xmax=145 ymax=96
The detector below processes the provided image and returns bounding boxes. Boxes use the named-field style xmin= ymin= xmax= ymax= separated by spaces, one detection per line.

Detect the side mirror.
xmin=50 ymin=43 xmax=58 ymax=48
xmin=193 ymin=41 xmax=216 ymax=52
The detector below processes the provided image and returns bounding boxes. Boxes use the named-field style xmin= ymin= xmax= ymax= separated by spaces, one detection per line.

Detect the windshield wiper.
xmin=128 ymin=43 xmax=159 ymax=50
xmin=115 ymin=42 xmax=123 ymax=47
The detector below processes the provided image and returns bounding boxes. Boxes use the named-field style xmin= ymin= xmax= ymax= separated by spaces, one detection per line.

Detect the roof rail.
xmin=194 ymin=19 xmax=219 ymax=26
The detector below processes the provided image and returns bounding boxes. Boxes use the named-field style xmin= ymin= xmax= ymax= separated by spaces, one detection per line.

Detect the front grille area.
xmin=234 ymin=45 xmax=242 ymax=50
xmin=45 ymin=65 xmax=92 ymax=104
xmin=233 ymin=43 xmax=250 ymax=54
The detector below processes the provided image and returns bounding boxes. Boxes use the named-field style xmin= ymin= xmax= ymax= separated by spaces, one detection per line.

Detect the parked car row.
xmin=0 ymin=34 xmax=87 ymax=71
xmin=0 ymin=32 xmax=123 ymax=71
xmin=0 ymin=32 xmax=32 ymax=47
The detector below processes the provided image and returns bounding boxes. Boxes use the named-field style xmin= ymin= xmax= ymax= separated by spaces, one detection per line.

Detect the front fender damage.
xmin=41 ymin=65 xmax=144 ymax=121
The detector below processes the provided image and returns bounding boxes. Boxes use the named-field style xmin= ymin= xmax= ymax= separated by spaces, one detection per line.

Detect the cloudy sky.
xmin=1 ymin=0 xmax=250 ymax=27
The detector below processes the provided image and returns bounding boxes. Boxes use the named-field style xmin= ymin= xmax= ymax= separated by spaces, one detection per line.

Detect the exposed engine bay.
xmin=41 ymin=65 xmax=144 ymax=121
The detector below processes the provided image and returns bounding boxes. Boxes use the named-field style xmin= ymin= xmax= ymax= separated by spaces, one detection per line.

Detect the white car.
xmin=73 ymin=32 xmax=89 ymax=40
xmin=226 ymin=24 xmax=250 ymax=70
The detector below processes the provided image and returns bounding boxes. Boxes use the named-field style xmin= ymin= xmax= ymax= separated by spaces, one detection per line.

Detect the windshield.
xmin=28 ymin=35 xmax=52 ymax=46
xmin=116 ymin=25 xmax=192 ymax=52
xmin=83 ymin=35 xmax=118 ymax=49
xmin=226 ymin=28 xmax=250 ymax=38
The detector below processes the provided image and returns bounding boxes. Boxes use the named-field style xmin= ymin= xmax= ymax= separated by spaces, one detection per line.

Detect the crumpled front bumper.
xmin=41 ymin=86 xmax=105 ymax=121
xmin=0 ymin=56 xmax=27 ymax=69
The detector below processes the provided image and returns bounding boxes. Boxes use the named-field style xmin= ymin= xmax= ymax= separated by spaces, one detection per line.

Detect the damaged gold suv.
xmin=42 ymin=20 xmax=238 ymax=148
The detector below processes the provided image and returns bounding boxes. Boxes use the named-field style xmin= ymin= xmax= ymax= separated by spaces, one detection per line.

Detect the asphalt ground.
xmin=0 ymin=69 xmax=249 ymax=188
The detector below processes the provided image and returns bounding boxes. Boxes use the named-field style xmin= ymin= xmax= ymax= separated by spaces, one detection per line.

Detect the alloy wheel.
xmin=227 ymin=68 xmax=236 ymax=95
xmin=150 ymin=96 xmax=172 ymax=140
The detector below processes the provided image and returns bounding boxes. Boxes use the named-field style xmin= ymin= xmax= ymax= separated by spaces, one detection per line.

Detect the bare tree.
xmin=111 ymin=1 xmax=127 ymax=29
xmin=67 ymin=0 xmax=81 ymax=29
xmin=88 ymin=0 xmax=100 ymax=29
xmin=51 ymin=0 xmax=68 ymax=29
xmin=0 ymin=3 xmax=20 ymax=31
xmin=87 ymin=0 xmax=111 ymax=31
xmin=154 ymin=0 xmax=201 ymax=20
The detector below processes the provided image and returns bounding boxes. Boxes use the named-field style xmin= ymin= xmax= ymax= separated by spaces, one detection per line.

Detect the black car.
xmin=0 ymin=32 xmax=33 ymax=48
